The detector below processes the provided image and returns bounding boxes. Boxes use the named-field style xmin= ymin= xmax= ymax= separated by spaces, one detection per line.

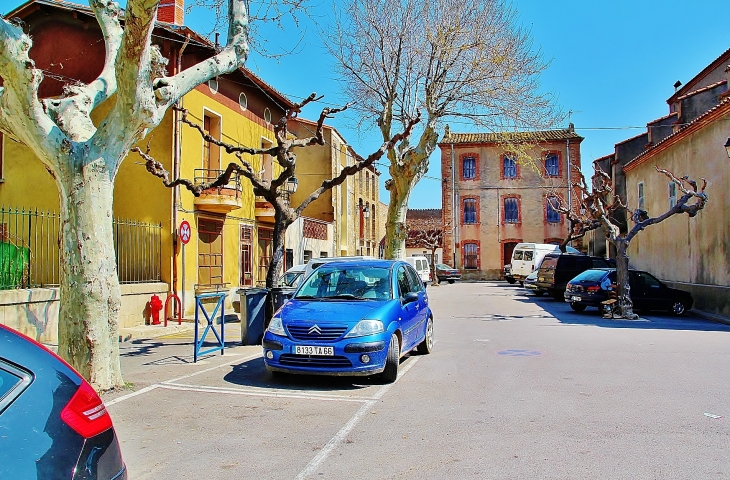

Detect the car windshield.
xmin=279 ymin=272 xmax=302 ymax=287
xmin=436 ymin=264 xmax=451 ymax=269
xmin=572 ymin=269 xmax=611 ymax=283
xmin=295 ymin=265 xmax=392 ymax=301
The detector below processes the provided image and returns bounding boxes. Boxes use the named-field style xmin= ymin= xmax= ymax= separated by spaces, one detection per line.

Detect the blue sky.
xmin=4 ymin=0 xmax=728 ymax=209
xmin=227 ymin=0 xmax=730 ymax=209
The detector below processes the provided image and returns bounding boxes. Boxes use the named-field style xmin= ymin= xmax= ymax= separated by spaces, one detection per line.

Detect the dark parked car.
xmin=537 ymin=253 xmax=615 ymax=299
xmin=0 ymin=324 xmax=127 ymax=480
xmin=434 ymin=263 xmax=461 ymax=284
xmin=564 ymin=268 xmax=694 ymax=315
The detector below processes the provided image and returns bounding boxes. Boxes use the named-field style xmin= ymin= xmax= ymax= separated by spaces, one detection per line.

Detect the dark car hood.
xmin=280 ymin=298 xmax=390 ymax=324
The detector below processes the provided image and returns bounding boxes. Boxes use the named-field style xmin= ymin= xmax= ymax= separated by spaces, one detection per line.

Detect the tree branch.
xmin=296 ymin=110 xmax=422 ymax=215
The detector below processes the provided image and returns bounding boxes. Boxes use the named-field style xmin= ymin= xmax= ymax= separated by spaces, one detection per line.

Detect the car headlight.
xmin=344 ymin=319 xmax=384 ymax=338
xmin=267 ymin=316 xmax=286 ymax=336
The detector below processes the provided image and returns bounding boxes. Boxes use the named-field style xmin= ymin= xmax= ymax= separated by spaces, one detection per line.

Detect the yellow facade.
xmin=1 ymin=83 xmax=290 ymax=320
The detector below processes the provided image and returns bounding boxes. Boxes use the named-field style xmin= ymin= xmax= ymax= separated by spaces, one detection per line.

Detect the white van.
xmin=510 ymin=243 xmax=579 ymax=285
xmin=302 ymin=255 xmax=376 ymax=282
xmin=404 ymin=256 xmax=431 ymax=284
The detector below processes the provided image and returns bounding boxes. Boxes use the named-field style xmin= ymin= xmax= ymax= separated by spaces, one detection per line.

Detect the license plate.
xmin=571 ymin=296 xmax=581 ymax=302
xmin=294 ymin=345 xmax=334 ymax=356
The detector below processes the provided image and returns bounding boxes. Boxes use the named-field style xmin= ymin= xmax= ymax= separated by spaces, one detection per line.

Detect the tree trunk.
xmin=58 ymin=168 xmax=124 ymax=391
xmin=264 ymin=210 xmax=292 ymax=326
xmin=614 ymin=239 xmax=637 ymax=319
xmin=384 ymin=177 xmax=412 ymax=260
xmin=430 ymin=246 xmax=439 ymax=286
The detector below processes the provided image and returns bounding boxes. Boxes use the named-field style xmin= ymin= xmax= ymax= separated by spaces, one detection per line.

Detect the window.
xmin=397 ymin=266 xmax=412 ymax=297
xmin=240 ymin=225 xmax=253 ymax=286
xmin=463 ymin=243 xmax=478 ymax=269
xmin=668 ymin=182 xmax=677 ymax=208
xmin=462 ymin=156 xmax=476 ymax=179
xmin=319 ymin=251 xmax=328 ymax=258
xmin=203 ymin=112 xmax=221 ymax=172
xmin=198 ymin=218 xmax=223 ymax=287
xmin=463 ymin=198 xmax=477 ymax=224
xmin=503 ymin=155 xmax=517 ymax=178
xmin=303 ymin=250 xmax=312 ymax=264
xmin=504 ymin=197 xmax=519 ymax=223
xmin=637 ymin=182 xmax=645 ymax=209
xmin=208 ymin=77 xmax=218 ymax=94
xmin=239 ymin=92 xmax=248 ymax=111
xmin=546 ymin=196 xmax=561 ymax=223
xmin=264 ymin=107 xmax=272 ymax=124
xmin=545 ymin=153 xmax=560 ymax=177
xmin=257 ymin=227 xmax=274 ymax=283
xmin=406 ymin=266 xmax=424 ymax=292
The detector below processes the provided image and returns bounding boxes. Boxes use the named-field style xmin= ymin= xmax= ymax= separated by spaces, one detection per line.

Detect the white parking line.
xmin=294 ymin=357 xmax=421 ymax=480
xmin=106 ymin=353 xmax=262 ymax=407
xmin=161 ymin=382 xmax=377 ymax=403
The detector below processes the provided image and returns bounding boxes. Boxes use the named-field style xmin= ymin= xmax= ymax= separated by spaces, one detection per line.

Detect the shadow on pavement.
xmin=516 ymin=289 xmax=730 ymax=332
xmin=121 ymin=337 xmax=243 ymax=363
xmin=222 ymin=355 xmax=406 ymax=392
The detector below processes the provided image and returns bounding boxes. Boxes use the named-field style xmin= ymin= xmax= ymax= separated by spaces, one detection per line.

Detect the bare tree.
xmin=325 ymin=0 xmax=559 ymax=259
xmin=406 ymin=215 xmax=442 ymax=286
xmin=550 ymin=165 xmax=708 ymax=319
xmin=0 ymin=0 xmax=305 ymax=390
xmin=136 ymin=94 xmax=420 ymax=312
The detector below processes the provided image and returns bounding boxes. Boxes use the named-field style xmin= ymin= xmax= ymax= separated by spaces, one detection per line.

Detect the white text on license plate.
xmin=571 ymin=296 xmax=581 ymax=302
xmin=294 ymin=345 xmax=334 ymax=356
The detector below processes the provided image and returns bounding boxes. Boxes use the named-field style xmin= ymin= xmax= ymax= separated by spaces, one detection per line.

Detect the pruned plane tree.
xmin=548 ymin=165 xmax=707 ymax=319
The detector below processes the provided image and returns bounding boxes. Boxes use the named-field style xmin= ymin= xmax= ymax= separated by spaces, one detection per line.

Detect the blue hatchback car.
xmin=262 ymin=259 xmax=433 ymax=382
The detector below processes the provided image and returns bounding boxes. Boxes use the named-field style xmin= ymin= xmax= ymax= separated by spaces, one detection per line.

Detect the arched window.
xmin=546 ymin=196 xmax=561 ymax=223
xmin=503 ymin=155 xmax=517 ymax=178
xmin=545 ymin=153 xmax=559 ymax=177
xmin=463 ymin=243 xmax=478 ymax=269
xmin=504 ymin=197 xmax=519 ymax=223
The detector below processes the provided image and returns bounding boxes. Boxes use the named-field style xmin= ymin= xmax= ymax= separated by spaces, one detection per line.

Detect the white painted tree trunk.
xmin=57 ymin=164 xmax=123 ymax=390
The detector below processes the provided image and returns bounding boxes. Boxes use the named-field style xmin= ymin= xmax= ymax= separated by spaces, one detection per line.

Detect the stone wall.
xmin=0 ymin=282 xmax=169 ymax=345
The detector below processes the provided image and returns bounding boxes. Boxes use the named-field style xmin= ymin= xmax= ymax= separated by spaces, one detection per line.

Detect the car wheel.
xmin=506 ymin=278 xmax=516 ymax=284
xmin=519 ymin=281 xmax=524 ymax=287
xmin=670 ymin=301 xmax=686 ymax=316
xmin=570 ymin=302 xmax=586 ymax=312
xmin=417 ymin=317 xmax=433 ymax=355
xmin=381 ymin=334 xmax=400 ymax=383
xmin=448 ymin=279 xmax=455 ymax=284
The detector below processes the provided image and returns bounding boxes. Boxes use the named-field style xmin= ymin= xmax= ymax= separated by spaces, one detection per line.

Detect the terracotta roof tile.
xmin=406 ymin=209 xmax=442 ymax=220
xmin=440 ymin=128 xmax=582 ymax=145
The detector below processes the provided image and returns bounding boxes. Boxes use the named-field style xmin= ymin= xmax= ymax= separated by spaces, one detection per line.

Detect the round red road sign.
xmin=179 ymin=220 xmax=191 ymax=245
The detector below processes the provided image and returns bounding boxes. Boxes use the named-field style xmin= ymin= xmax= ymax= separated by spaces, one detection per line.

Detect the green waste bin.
xmin=270 ymin=287 xmax=296 ymax=313
xmin=238 ymin=287 xmax=268 ymax=345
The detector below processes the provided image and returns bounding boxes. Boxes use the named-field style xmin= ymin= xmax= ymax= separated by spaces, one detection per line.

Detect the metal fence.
xmin=0 ymin=206 xmax=162 ymax=289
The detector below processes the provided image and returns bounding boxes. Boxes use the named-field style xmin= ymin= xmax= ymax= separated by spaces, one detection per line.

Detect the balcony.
xmin=255 ymin=196 xmax=275 ymax=218
xmin=192 ymin=169 xmax=242 ymax=214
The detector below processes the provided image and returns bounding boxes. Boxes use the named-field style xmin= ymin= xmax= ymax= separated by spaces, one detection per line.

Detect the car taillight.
xmin=60 ymin=381 xmax=113 ymax=438
xmin=586 ymin=286 xmax=601 ymax=292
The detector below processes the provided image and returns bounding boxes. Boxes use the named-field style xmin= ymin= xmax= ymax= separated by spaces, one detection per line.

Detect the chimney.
xmin=158 ymin=0 xmax=184 ymax=25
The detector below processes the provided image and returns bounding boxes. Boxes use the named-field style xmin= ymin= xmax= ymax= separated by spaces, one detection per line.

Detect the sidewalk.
xmin=104 ymin=321 xmax=263 ymax=404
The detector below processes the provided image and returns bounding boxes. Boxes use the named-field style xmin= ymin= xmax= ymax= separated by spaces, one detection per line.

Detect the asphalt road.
xmin=105 ymin=282 xmax=730 ymax=479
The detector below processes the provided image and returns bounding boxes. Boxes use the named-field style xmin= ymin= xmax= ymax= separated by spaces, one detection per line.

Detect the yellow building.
xmin=288 ymin=120 xmax=383 ymax=260
xmin=0 ymin=0 xmax=294 ymax=335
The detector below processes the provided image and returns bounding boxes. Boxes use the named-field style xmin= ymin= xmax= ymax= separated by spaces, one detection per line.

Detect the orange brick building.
xmin=440 ymin=126 xmax=583 ymax=280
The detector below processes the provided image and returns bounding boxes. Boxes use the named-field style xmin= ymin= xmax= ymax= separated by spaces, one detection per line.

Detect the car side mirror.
xmin=402 ymin=292 xmax=419 ymax=304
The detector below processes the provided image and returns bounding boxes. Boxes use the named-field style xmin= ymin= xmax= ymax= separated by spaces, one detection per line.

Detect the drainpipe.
xmin=450 ymin=143 xmax=456 ymax=267
xmin=566 ymin=131 xmax=572 ymax=246
xmin=172 ymin=34 xmax=190 ymax=307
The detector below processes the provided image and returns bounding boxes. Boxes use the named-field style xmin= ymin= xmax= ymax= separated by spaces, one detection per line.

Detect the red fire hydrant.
xmin=149 ymin=294 xmax=163 ymax=325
